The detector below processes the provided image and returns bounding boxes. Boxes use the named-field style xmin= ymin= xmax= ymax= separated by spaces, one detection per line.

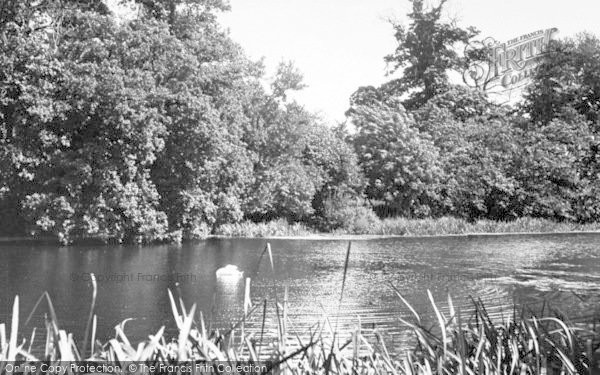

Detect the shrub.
xmin=214 ymin=219 xmax=313 ymax=237
xmin=319 ymin=197 xmax=379 ymax=233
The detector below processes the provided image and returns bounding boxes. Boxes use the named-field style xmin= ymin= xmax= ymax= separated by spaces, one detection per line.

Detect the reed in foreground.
xmin=1 ymin=286 xmax=599 ymax=374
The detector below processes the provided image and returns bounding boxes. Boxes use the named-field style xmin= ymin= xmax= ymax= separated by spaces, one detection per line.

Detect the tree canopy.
xmin=379 ymin=0 xmax=478 ymax=109
xmin=1 ymin=0 xmax=599 ymax=243
xmin=348 ymin=1 xmax=600 ymax=224
xmin=0 ymin=0 xmax=365 ymax=242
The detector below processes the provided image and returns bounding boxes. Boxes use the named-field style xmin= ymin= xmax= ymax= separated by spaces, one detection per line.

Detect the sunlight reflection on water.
xmin=2 ymin=233 xmax=599 ymax=352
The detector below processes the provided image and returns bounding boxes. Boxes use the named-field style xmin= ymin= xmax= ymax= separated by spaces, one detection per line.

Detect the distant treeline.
xmin=1 ymin=0 xmax=599 ymax=243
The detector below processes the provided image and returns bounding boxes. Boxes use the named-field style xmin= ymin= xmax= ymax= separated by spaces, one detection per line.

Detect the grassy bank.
xmin=214 ymin=219 xmax=315 ymax=237
xmin=4 ymin=217 xmax=599 ymax=244
xmin=372 ymin=216 xmax=600 ymax=236
xmin=214 ymin=216 xmax=600 ymax=238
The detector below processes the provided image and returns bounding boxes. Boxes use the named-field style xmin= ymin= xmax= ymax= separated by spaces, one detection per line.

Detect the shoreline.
xmin=210 ymin=230 xmax=600 ymax=241
xmin=2 ymin=229 xmax=600 ymax=245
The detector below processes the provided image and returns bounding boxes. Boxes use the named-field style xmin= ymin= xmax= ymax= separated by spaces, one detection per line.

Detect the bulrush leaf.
xmin=8 ymin=296 xmax=18 ymax=361
xmin=25 ymin=292 xmax=60 ymax=336
xmin=389 ymin=282 xmax=421 ymax=323
xmin=177 ymin=303 xmax=196 ymax=360
xmin=57 ymin=330 xmax=75 ymax=361
xmin=427 ymin=290 xmax=448 ymax=360
xmin=139 ymin=326 xmax=165 ymax=360
xmin=0 ymin=323 xmax=6 ymax=357
xmin=267 ymin=243 xmax=275 ymax=274
xmin=168 ymin=289 xmax=183 ymax=329
xmin=90 ymin=314 xmax=97 ymax=359
xmin=109 ymin=338 xmax=128 ymax=362
xmin=538 ymin=317 xmax=574 ymax=351
xmin=114 ymin=323 xmax=136 ymax=358
xmin=82 ymin=273 xmax=97 ymax=358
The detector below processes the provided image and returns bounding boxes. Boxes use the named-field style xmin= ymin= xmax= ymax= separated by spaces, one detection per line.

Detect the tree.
xmin=236 ymin=62 xmax=366 ymax=224
xmin=349 ymin=97 xmax=442 ymax=217
xmin=0 ymin=0 xmax=263 ymax=243
xmin=345 ymin=4 xmax=600 ymax=224
xmin=0 ymin=0 xmax=370 ymax=242
xmin=132 ymin=0 xmax=229 ymax=26
xmin=244 ymin=99 xmax=365 ymax=223
xmin=445 ymin=118 xmax=520 ymax=220
xmin=380 ymin=0 xmax=478 ymax=109
xmin=511 ymin=118 xmax=595 ymax=221
xmin=1 ymin=11 xmax=177 ymax=244
xmin=521 ymin=33 xmax=600 ymax=221
xmin=522 ymin=33 xmax=600 ymax=127
xmin=146 ymin=28 xmax=262 ymax=238
xmin=413 ymin=88 xmax=519 ymax=219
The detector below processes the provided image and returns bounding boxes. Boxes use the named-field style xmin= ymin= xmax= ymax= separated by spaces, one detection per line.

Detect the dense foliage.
xmin=1 ymin=0 xmax=599 ymax=243
xmin=0 ymin=0 xmax=363 ymax=242
xmin=349 ymin=1 xmax=600 ymax=225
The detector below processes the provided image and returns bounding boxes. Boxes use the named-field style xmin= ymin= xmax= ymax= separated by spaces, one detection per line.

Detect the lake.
xmin=2 ymin=234 xmax=600 ymax=353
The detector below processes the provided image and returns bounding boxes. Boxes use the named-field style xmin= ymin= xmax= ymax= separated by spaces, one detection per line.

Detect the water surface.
xmin=2 ymin=234 xmax=600 ymax=352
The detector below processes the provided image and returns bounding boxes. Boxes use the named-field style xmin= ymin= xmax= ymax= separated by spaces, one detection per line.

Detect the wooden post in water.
xmin=282 ymin=286 xmax=288 ymax=375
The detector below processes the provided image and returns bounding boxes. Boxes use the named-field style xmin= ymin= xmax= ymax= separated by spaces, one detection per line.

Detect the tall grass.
xmin=373 ymin=217 xmax=600 ymax=236
xmin=2 ymin=242 xmax=599 ymax=374
xmin=2 ymin=290 xmax=599 ymax=373
xmin=215 ymin=219 xmax=314 ymax=237
xmin=215 ymin=217 xmax=600 ymax=238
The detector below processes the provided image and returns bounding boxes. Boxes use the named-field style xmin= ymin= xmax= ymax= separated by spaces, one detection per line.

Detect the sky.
xmin=218 ymin=0 xmax=600 ymax=124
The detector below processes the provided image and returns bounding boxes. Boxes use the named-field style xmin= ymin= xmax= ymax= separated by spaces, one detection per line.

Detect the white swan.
xmin=216 ymin=264 xmax=243 ymax=278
